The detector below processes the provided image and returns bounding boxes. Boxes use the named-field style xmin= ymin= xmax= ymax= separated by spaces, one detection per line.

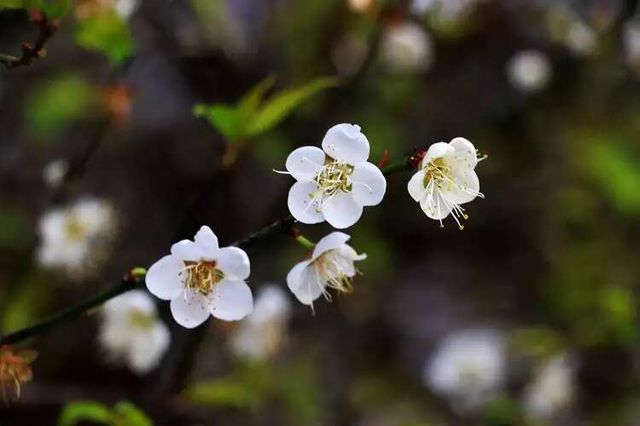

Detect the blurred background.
xmin=1 ymin=0 xmax=640 ymax=425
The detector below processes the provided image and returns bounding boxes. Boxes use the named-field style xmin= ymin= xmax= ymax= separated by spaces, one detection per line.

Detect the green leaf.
xmin=24 ymin=74 xmax=98 ymax=141
xmin=0 ymin=0 xmax=26 ymax=8
xmin=39 ymin=0 xmax=72 ymax=18
xmin=112 ymin=401 xmax=153 ymax=426
xmin=237 ymin=76 xmax=276 ymax=118
xmin=246 ymin=77 xmax=337 ymax=137
xmin=193 ymin=104 xmax=244 ymax=142
xmin=74 ymin=10 xmax=134 ymax=66
xmin=183 ymin=379 xmax=261 ymax=408
xmin=58 ymin=401 xmax=111 ymax=426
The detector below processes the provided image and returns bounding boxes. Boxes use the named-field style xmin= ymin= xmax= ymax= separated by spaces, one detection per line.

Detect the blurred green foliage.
xmin=24 ymin=74 xmax=98 ymax=141
xmin=74 ymin=10 xmax=134 ymax=66
xmin=0 ymin=0 xmax=70 ymax=17
xmin=59 ymin=400 xmax=153 ymax=426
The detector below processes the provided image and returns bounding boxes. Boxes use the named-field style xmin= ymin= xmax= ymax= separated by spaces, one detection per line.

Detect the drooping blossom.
xmin=407 ymin=138 xmax=483 ymax=228
xmin=99 ymin=290 xmax=170 ymax=374
xmin=283 ymin=124 xmax=386 ymax=229
xmin=229 ymin=284 xmax=292 ymax=360
xmin=145 ymin=226 xmax=253 ymax=328
xmin=287 ymin=232 xmax=366 ymax=306
xmin=0 ymin=346 xmax=37 ymax=402
xmin=380 ymin=22 xmax=434 ymax=74
xmin=37 ymin=197 xmax=117 ymax=277
xmin=423 ymin=328 xmax=506 ymax=412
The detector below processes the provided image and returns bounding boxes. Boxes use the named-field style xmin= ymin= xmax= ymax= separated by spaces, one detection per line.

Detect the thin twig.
xmin=0 ymin=10 xmax=58 ymax=70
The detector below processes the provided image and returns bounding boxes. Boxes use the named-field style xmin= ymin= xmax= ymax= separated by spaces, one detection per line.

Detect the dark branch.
xmin=0 ymin=10 xmax=58 ymax=70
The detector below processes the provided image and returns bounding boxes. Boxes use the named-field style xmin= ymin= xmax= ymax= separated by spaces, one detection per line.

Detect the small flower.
xmin=423 ymin=328 xmax=506 ymax=412
xmin=99 ymin=290 xmax=170 ymax=374
xmin=37 ymin=197 xmax=117 ymax=277
xmin=229 ymin=284 xmax=292 ymax=360
xmin=523 ymin=354 xmax=575 ymax=420
xmin=565 ymin=21 xmax=598 ymax=57
xmin=380 ymin=22 xmax=434 ymax=74
xmin=287 ymin=232 xmax=366 ymax=306
xmin=506 ymin=50 xmax=552 ymax=94
xmin=623 ymin=20 xmax=640 ymax=74
xmin=42 ymin=159 xmax=68 ymax=188
xmin=145 ymin=226 xmax=253 ymax=328
xmin=0 ymin=346 xmax=37 ymax=402
xmin=407 ymin=137 xmax=483 ymax=228
xmin=283 ymin=124 xmax=386 ymax=229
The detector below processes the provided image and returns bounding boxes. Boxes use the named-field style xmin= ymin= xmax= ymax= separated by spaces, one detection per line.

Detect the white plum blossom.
xmin=145 ymin=226 xmax=253 ymax=328
xmin=229 ymin=284 xmax=292 ymax=360
xmin=623 ymin=20 xmax=640 ymax=74
xmin=287 ymin=232 xmax=366 ymax=306
xmin=565 ymin=21 xmax=598 ymax=57
xmin=424 ymin=328 xmax=507 ymax=412
xmin=507 ymin=50 xmax=552 ymax=94
xmin=523 ymin=354 xmax=576 ymax=420
xmin=380 ymin=22 xmax=434 ymax=74
xmin=99 ymin=290 xmax=170 ymax=374
xmin=43 ymin=159 xmax=68 ymax=188
xmin=407 ymin=137 xmax=483 ymax=228
xmin=37 ymin=197 xmax=116 ymax=276
xmin=284 ymin=124 xmax=386 ymax=229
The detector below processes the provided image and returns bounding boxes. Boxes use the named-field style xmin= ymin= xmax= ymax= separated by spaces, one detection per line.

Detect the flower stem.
xmin=295 ymin=235 xmax=316 ymax=249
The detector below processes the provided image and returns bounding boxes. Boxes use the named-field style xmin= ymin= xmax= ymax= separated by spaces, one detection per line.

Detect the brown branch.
xmin=0 ymin=10 xmax=58 ymax=70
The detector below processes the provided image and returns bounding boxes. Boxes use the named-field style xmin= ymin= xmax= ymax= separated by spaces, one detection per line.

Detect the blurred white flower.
xmin=99 ymin=290 xmax=170 ymax=374
xmin=114 ymin=0 xmax=139 ymax=20
xmin=380 ymin=22 xmax=434 ymax=74
xmin=565 ymin=21 xmax=598 ymax=57
xmin=146 ymin=226 xmax=253 ymax=328
xmin=412 ymin=0 xmax=477 ymax=18
xmin=407 ymin=138 xmax=483 ymax=228
xmin=37 ymin=197 xmax=116 ymax=276
xmin=507 ymin=50 xmax=552 ymax=94
xmin=75 ymin=0 xmax=140 ymax=20
xmin=523 ymin=354 xmax=576 ymax=420
xmin=229 ymin=284 xmax=291 ymax=360
xmin=424 ymin=328 xmax=507 ymax=412
xmin=623 ymin=20 xmax=640 ymax=74
xmin=42 ymin=159 xmax=68 ymax=188
xmin=287 ymin=232 xmax=366 ymax=306
xmin=283 ymin=124 xmax=386 ymax=229
xmin=331 ymin=35 xmax=368 ymax=77
xmin=348 ymin=0 xmax=374 ymax=13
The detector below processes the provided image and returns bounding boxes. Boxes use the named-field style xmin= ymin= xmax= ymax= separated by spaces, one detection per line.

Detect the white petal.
xmin=287 ymin=181 xmax=325 ymax=224
xmin=312 ymin=232 xmax=351 ymax=259
xmin=217 ymin=247 xmax=250 ymax=281
xmin=210 ymin=280 xmax=254 ymax=321
xmin=337 ymin=244 xmax=367 ymax=263
xmin=321 ymin=123 xmax=370 ymax=165
xmin=350 ymin=162 xmax=387 ymax=206
xmin=287 ymin=260 xmax=325 ymax=305
xmin=170 ymin=293 xmax=211 ymax=328
xmin=407 ymin=169 xmax=427 ymax=202
xmin=194 ymin=226 xmax=219 ymax=258
xmin=146 ymin=255 xmax=184 ymax=300
xmin=420 ymin=192 xmax=453 ymax=220
xmin=170 ymin=240 xmax=204 ymax=261
xmin=285 ymin=146 xmax=325 ymax=181
xmin=322 ymin=192 xmax=363 ymax=229
xmin=442 ymin=170 xmax=480 ymax=205
xmin=449 ymin=137 xmax=478 ymax=169
xmin=421 ymin=142 xmax=454 ymax=167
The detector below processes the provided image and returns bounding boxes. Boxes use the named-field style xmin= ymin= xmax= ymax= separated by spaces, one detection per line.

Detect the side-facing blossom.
xmin=380 ymin=22 xmax=434 ymax=74
xmin=229 ymin=284 xmax=292 ymax=360
xmin=506 ymin=50 xmax=552 ymax=94
xmin=0 ymin=346 xmax=37 ymax=402
xmin=287 ymin=232 xmax=366 ymax=306
xmin=99 ymin=290 xmax=170 ymax=374
xmin=283 ymin=124 xmax=386 ymax=229
xmin=145 ymin=226 xmax=253 ymax=328
xmin=37 ymin=197 xmax=116 ymax=276
xmin=407 ymin=137 xmax=483 ymax=228
xmin=423 ymin=328 xmax=506 ymax=412
xmin=523 ymin=353 xmax=576 ymax=420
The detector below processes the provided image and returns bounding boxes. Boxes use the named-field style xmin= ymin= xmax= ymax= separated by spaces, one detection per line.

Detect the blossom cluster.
xmin=144 ymin=123 xmax=485 ymax=328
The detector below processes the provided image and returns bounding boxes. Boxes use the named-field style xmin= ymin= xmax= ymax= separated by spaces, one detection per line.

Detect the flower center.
xmin=313 ymin=250 xmax=356 ymax=297
xmin=422 ymin=157 xmax=452 ymax=190
xmin=315 ymin=161 xmax=353 ymax=198
xmin=182 ymin=261 xmax=224 ymax=296
xmin=65 ymin=216 xmax=87 ymax=241
xmin=128 ymin=310 xmax=156 ymax=329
